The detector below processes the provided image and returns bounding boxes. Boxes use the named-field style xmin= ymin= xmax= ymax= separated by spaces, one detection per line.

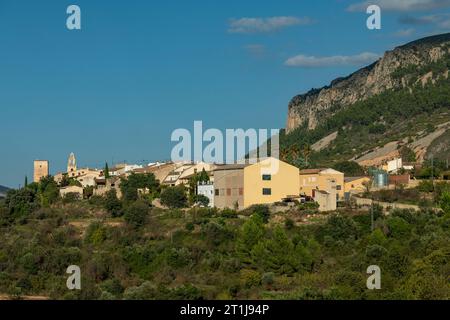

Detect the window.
xmin=262 ymin=174 xmax=271 ymax=181
xmin=262 ymin=188 xmax=272 ymax=195
xmin=239 ymin=188 xmax=243 ymax=196
xmin=336 ymin=185 xmax=342 ymax=191
xmin=227 ymin=188 xmax=231 ymax=196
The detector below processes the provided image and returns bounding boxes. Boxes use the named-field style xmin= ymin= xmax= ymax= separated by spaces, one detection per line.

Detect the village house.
xmin=213 ymin=158 xmax=300 ymax=210
xmin=133 ymin=162 xmax=177 ymax=183
xmin=109 ymin=163 xmax=143 ymax=177
xmin=299 ymin=168 xmax=345 ymax=201
xmin=344 ymin=176 xmax=372 ymax=195
xmin=93 ymin=177 xmax=123 ymax=198
xmin=382 ymin=157 xmax=403 ymax=174
xmin=54 ymin=153 xmax=104 ymax=187
xmin=178 ymin=162 xmax=216 ymax=185
xmin=389 ymin=174 xmax=411 ymax=186
xmin=197 ymin=181 xmax=215 ymax=207
xmin=162 ymin=162 xmax=196 ymax=186
xmin=59 ymin=185 xmax=84 ymax=199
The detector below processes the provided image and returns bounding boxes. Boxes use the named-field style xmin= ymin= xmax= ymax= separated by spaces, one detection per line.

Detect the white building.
xmin=110 ymin=164 xmax=143 ymax=176
xmin=313 ymin=179 xmax=337 ymax=212
xmin=197 ymin=181 xmax=214 ymax=207
xmin=384 ymin=158 xmax=403 ymax=174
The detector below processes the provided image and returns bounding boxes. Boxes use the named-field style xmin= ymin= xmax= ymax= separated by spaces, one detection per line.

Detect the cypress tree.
xmin=104 ymin=162 xmax=110 ymax=179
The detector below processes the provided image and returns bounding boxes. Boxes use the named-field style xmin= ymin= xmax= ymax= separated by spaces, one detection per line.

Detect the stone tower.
xmin=34 ymin=160 xmax=49 ymax=183
xmin=67 ymin=152 xmax=77 ymax=176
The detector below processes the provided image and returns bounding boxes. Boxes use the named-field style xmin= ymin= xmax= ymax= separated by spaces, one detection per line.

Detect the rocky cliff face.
xmin=286 ymin=33 xmax=450 ymax=133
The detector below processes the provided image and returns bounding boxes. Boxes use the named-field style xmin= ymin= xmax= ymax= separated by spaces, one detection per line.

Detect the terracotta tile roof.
xmin=299 ymin=168 xmax=326 ymax=175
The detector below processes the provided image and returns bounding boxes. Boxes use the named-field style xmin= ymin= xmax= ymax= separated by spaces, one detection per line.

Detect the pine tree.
xmin=24 ymin=176 xmax=28 ymax=188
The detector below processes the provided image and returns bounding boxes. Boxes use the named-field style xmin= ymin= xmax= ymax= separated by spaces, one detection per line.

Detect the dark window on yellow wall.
xmin=262 ymin=188 xmax=272 ymax=195
xmin=215 ymin=189 xmax=219 ymax=196
xmin=337 ymin=185 xmax=342 ymax=190
xmin=262 ymin=174 xmax=271 ymax=181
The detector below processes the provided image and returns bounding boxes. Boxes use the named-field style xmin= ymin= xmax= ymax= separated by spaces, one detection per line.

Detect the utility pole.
xmin=431 ymin=155 xmax=435 ymax=203
xmin=371 ymin=196 xmax=374 ymax=232
xmin=431 ymin=155 xmax=434 ymax=185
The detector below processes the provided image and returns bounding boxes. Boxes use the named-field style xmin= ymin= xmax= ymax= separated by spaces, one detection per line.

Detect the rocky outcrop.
xmin=286 ymin=33 xmax=450 ymax=133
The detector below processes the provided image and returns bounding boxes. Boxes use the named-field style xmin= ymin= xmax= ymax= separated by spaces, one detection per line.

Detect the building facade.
xmin=60 ymin=185 xmax=84 ymax=199
xmin=344 ymin=176 xmax=371 ymax=194
xmin=299 ymin=168 xmax=344 ymax=201
xmin=243 ymin=158 xmax=300 ymax=208
xmin=34 ymin=160 xmax=49 ymax=183
xmin=67 ymin=152 xmax=77 ymax=177
xmin=197 ymin=181 xmax=215 ymax=207
xmin=213 ymin=164 xmax=246 ymax=209
xmin=383 ymin=158 xmax=403 ymax=174
xmin=94 ymin=177 xmax=123 ymax=198
xmin=213 ymin=158 xmax=300 ymax=210
xmin=313 ymin=178 xmax=337 ymax=212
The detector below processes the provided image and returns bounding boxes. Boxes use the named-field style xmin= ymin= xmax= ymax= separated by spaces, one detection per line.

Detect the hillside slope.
xmin=287 ymin=33 xmax=450 ymax=133
xmin=282 ymin=33 xmax=450 ymax=167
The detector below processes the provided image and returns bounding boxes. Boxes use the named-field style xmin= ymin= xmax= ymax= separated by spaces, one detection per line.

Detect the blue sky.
xmin=1 ymin=0 xmax=450 ymax=187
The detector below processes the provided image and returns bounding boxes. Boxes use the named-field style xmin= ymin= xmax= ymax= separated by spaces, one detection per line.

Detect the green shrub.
xmin=250 ymin=205 xmax=270 ymax=223
xmin=160 ymin=186 xmax=187 ymax=209
xmin=124 ymin=201 xmax=149 ymax=228
xmin=185 ymin=222 xmax=195 ymax=231
xmin=104 ymin=190 xmax=123 ymax=217
xmin=240 ymin=269 xmax=261 ymax=288
xmin=285 ymin=218 xmax=295 ymax=230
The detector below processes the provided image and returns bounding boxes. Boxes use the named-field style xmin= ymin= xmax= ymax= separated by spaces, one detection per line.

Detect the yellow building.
xmin=299 ymin=168 xmax=344 ymax=201
xmin=34 ymin=160 xmax=49 ymax=183
xmin=243 ymin=158 xmax=300 ymax=208
xmin=213 ymin=157 xmax=300 ymax=210
xmin=344 ymin=177 xmax=371 ymax=194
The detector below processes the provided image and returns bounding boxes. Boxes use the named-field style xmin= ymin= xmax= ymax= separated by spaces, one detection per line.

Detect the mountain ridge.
xmin=286 ymin=33 xmax=450 ymax=133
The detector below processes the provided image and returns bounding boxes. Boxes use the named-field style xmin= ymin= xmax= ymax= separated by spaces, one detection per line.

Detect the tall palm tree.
xmin=303 ymin=144 xmax=312 ymax=167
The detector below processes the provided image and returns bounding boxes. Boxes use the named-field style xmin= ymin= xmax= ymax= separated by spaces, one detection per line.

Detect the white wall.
xmin=198 ymin=183 xmax=214 ymax=207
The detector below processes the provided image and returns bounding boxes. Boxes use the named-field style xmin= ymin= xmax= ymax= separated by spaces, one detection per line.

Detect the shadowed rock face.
xmin=286 ymin=33 xmax=450 ymax=133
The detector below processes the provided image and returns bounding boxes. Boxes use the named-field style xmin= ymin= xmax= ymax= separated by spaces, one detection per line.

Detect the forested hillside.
xmin=0 ymin=177 xmax=449 ymax=300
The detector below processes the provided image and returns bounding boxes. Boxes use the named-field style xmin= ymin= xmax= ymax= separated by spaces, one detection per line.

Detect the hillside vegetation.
xmin=0 ymin=176 xmax=449 ymax=300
